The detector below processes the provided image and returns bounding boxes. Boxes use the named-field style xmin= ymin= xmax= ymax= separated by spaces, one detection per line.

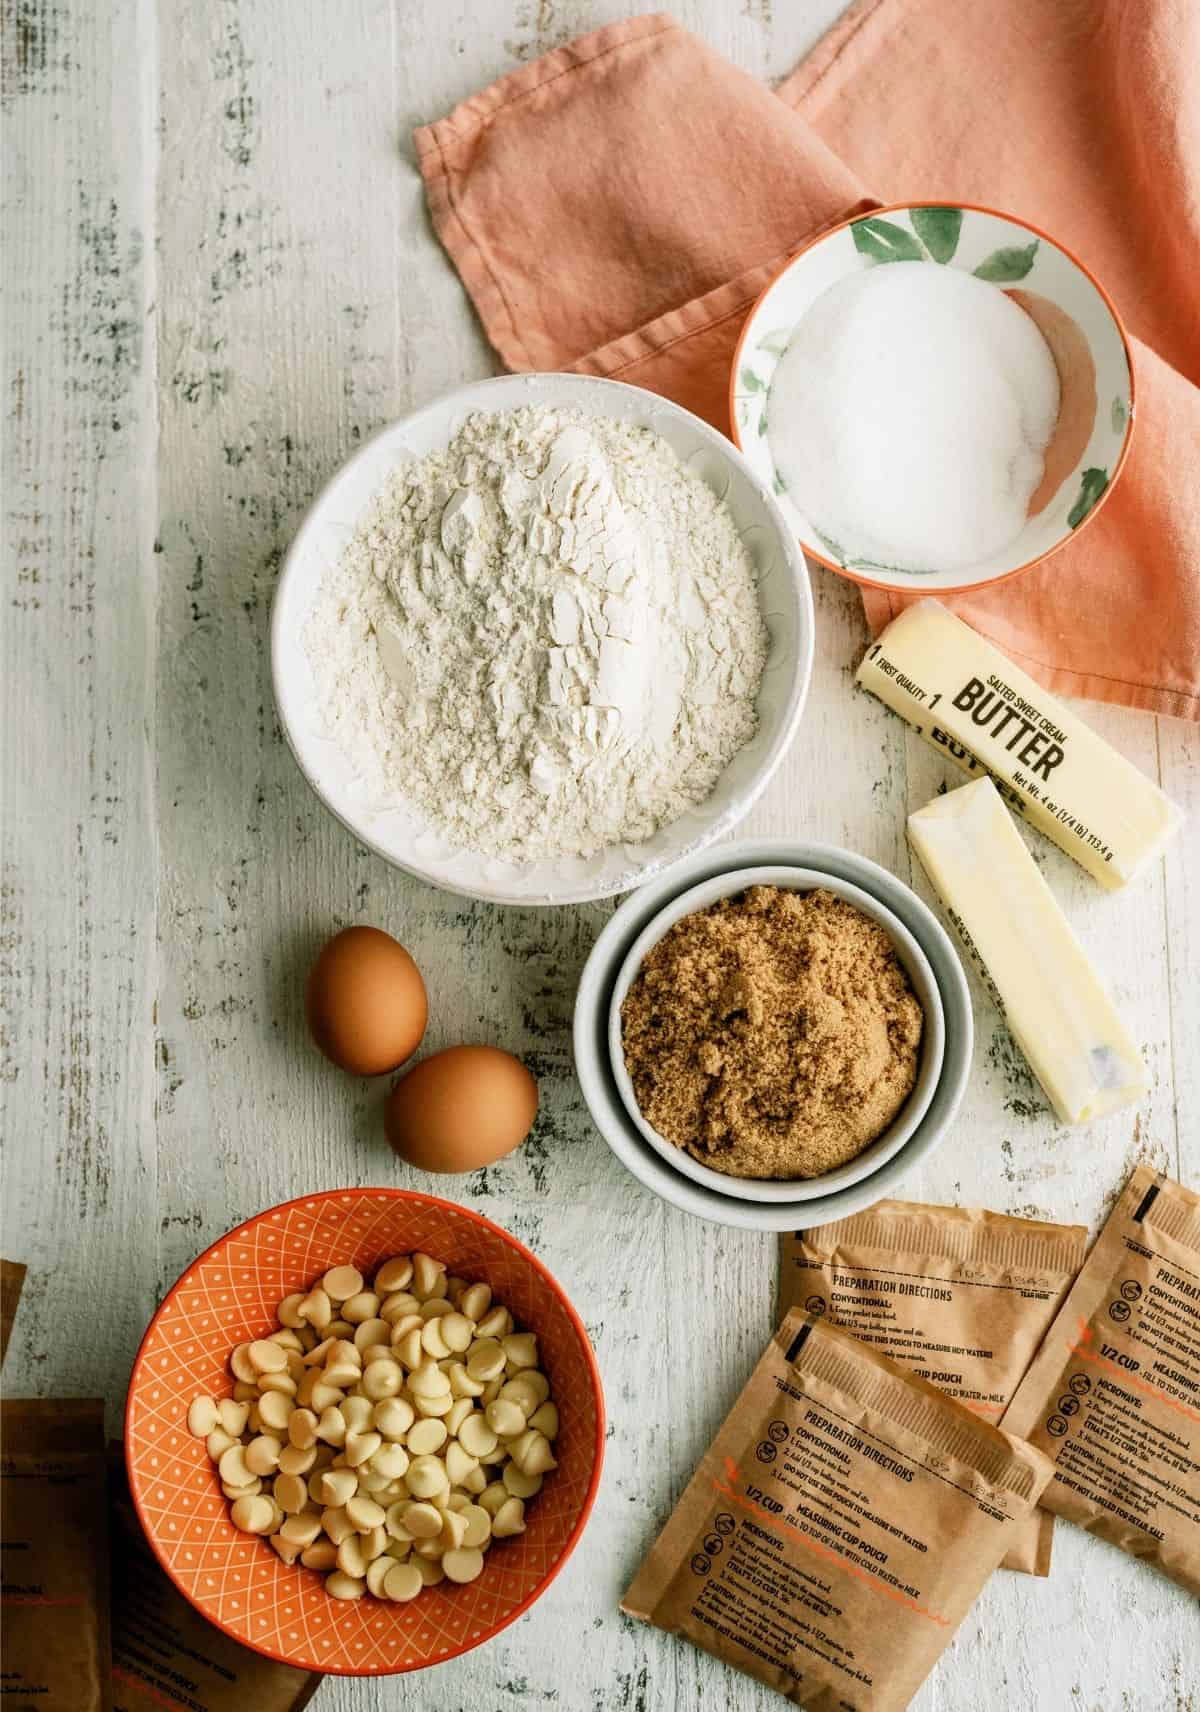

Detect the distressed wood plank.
xmin=1 ymin=0 xmax=159 ymax=1425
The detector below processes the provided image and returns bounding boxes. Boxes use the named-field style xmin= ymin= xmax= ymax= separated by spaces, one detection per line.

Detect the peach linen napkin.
xmin=415 ymin=6 xmax=1200 ymax=719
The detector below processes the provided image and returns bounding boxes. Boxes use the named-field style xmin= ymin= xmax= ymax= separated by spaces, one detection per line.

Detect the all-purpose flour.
xmin=305 ymin=407 xmax=768 ymax=861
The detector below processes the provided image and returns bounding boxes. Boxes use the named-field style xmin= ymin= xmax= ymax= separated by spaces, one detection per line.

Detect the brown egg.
xmin=306 ymin=926 xmax=427 ymax=1076
xmin=385 ymin=1046 xmax=538 ymax=1174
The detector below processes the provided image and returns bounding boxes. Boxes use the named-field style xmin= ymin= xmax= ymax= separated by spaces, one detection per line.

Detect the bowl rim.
xmin=271 ymin=371 xmax=815 ymax=906
xmin=124 ymin=1186 xmax=606 ymax=1677
xmin=573 ymin=837 xmax=973 ymax=1231
xmin=606 ymin=863 xmax=945 ymax=1202
xmin=728 ymin=198 xmax=1137 ymax=598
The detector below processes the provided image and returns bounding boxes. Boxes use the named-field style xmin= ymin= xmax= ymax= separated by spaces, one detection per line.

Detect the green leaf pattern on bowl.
xmin=851 ymin=217 xmax=926 ymax=263
xmin=910 ymin=207 xmax=963 ymax=263
xmin=1068 ymin=466 xmax=1108 ymax=529
xmin=756 ymin=329 xmax=793 ymax=358
xmin=1111 ymin=395 xmax=1128 ymax=433
xmin=973 ymin=241 xmax=1039 ymax=281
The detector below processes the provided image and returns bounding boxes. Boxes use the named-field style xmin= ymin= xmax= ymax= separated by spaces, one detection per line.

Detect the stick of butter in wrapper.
xmin=908 ymin=779 xmax=1146 ymax=1124
xmin=857 ymin=600 xmax=1182 ymax=889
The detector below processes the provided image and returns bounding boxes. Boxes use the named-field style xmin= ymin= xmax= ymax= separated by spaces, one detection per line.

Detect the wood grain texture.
xmin=2 ymin=2 xmax=1197 ymax=1709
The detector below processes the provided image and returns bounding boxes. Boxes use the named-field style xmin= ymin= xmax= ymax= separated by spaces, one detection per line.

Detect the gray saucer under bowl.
xmin=573 ymin=839 xmax=973 ymax=1231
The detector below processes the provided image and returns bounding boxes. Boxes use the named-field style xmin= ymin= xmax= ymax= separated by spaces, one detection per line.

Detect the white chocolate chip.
xmin=340 ymin=1395 xmax=373 ymax=1433
xmin=478 ymin=1483 xmax=508 ymax=1517
xmin=485 ymin=1399 xmax=526 ymax=1439
xmin=341 ymin=1291 xmax=381 ymax=1324
xmin=411 ymin=1254 xmax=445 ymax=1299
xmin=353 ymin=1318 xmax=390 ymax=1353
xmin=187 ymin=1397 xmax=219 ymax=1438
xmin=317 ymin=1468 xmax=358 ymax=1509
xmin=325 ymin=1571 xmax=365 ymax=1600
xmin=402 ymin=1501 xmax=444 ymax=1540
xmin=437 ymin=1509 xmax=469 ymax=1551
xmin=406 ymin=1455 xmax=449 ymax=1500
xmin=277 ymin=1294 xmax=307 ymax=1329
xmin=373 ymin=1397 xmax=414 ymax=1439
xmin=345 ymin=1493 xmax=385 ymax=1533
xmin=406 ymin=1418 xmax=447 ymax=1457
xmin=528 ymin=1401 xmax=558 ymax=1438
xmin=218 ymin=1445 xmax=252 ymax=1487
xmin=465 ymin=1341 xmax=506 ymax=1384
xmin=256 ymin=1371 xmax=297 ymax=1398
xmin=383 ymin=1560 xmax=423 ymax=1602
xmin=322 ymin=1266 xmax=364 ymax=1303
xmin=257 ymin=1391 xmax=292 ymax=1434
xmin=460 ymin=1504 xmax=492 ymax=1548
xmin=248 ymin=1340 xmax=288 ymax=1376
xmin=442 ymin=1547 xmax=485 ymax=1584
xmin=420 ymin=1319 xmax=451 ymax=1360
xmin=492 ymin=1497 xmax=526 ymax=1539
xmin=502 ymin=1462 xmax=543 ymax=1500
xmin=501 ymin=1332 xmax=538 ymax=1370
xmin=408 ymin=1359 xmax=451 ymax=1399
xmin=298 ymin=1289 xmax=332 ymax=1331
xmin=301 ymin=1539 xmax=338 ymax=1571
xmin=458 ymin=1283 xmax=491 ymax=1322
xmin=457 ymin=1414 xmax=499 ymax=1459
xmin=231 ymin=1495 xmax=275 ymax=1534
xmin=374 ymin=1256 xmax=414 ymax=1295
xmin=279 ymin=1513 xmax=323 ymax=1548
xmin=360 ymin=1360 xmax=403 ymax=1401
xmin=244 ymin=1435 xmax=283 ymax=1477
xmin=343 ymin=1430 xmax=382 ymax=1468
xmin=475 ymin=1307 xmax=513 ymax=1341
xmin=277 ymin=1443 xmax=316 ymax=1477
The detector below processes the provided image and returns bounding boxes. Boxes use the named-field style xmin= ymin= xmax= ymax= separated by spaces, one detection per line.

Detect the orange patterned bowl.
xmin=125 ymin=1188 xmax=604 ymax=1676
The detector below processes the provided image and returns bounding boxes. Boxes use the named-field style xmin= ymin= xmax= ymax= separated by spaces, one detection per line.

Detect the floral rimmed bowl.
xmin=730 ymin=202 xmax=1135 ymax=597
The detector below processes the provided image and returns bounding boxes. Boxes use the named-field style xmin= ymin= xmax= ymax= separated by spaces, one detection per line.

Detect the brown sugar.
xmin=620 ymin=886 xmax=923 ymax=1180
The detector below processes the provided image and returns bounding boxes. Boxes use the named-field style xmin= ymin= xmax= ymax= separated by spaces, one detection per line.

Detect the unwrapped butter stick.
xmin=858 ymin=601 xmax=1182 ymax=889
xmin=908 ymin=778 xmax=1146 ymax=1124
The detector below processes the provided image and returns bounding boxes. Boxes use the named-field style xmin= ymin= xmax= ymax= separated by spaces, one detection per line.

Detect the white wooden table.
xmin=3 ymin=3 xmax=1197 ymax=1707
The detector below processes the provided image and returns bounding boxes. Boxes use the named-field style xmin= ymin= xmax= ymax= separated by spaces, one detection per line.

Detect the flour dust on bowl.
xmin=732 ymin=203 xmax=1134 ymax=597
xmin=273 ymin=374 xmax=813 ymax=904
xmin=125 ymin=1189 xmax=604 ymax=1675
xmin=608 ymin=866 xmax=944 ymax=1204
xmin=574 ymin=840 xmax=973 ymax=1232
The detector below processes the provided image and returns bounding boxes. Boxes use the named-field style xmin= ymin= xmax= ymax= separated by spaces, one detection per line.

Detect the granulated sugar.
xmin=767 ymin=262 xmax=1060 ymax=573
xmin=304 ymin=408 xmax=767 ymax=862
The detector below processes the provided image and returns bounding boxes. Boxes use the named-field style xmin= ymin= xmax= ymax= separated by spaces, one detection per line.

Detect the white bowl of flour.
xmin=272 ymin=375 xmax=813 ymax=904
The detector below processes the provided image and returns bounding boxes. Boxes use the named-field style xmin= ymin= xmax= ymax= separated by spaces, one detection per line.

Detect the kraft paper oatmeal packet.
xmin=623 ymin=1310 xmax=1052 ymax=1711
xmin=1003 ymin=1166 xmax=1200 ymax=1593
xmin=779 ymin=1201 xmax=1087 ymax=1575
xmin=1 ymin=1397 xmax=112 ymax=1712
xmin=108 ymin=1448 xmax=324 ymax=1712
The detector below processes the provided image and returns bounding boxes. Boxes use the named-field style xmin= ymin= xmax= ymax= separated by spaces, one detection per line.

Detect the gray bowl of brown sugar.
xmin=573 ymin=841 xmax=973 ymax=1228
